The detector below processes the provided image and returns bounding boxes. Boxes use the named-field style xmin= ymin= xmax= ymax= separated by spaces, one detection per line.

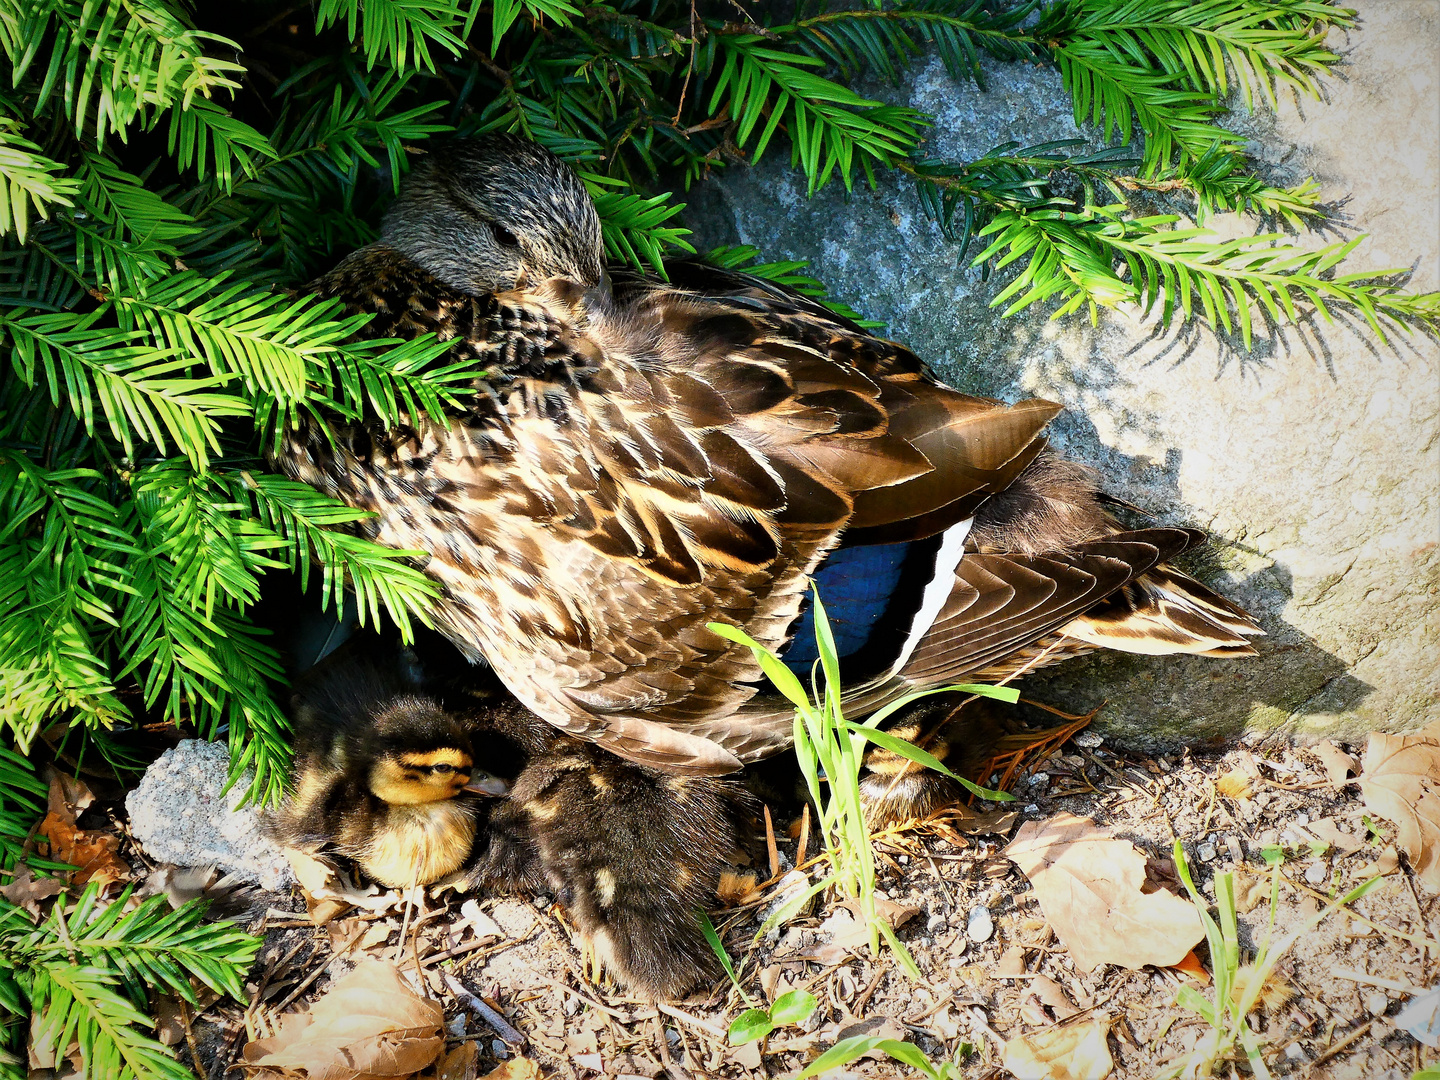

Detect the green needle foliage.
xmin=0 ymin=0 xmax=1433 ymax=843
xmin=0 ymin=881 xmax=259 ymax=1079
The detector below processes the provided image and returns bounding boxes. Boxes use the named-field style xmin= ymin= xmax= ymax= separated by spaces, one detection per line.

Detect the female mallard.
xmin=278 ymin=136 xmax=1261 ymax=777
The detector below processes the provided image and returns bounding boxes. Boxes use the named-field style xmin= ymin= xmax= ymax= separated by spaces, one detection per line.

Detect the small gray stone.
xmin=967 ymin=906 xmax=994 ymax=943
xmin=1197 ymin=842 xmax=1218 ymax=863
xmin=1074 ymin=732 xmax=1104 ymax=748
xmin=926 ymin=912 xmax=947 ymax=934
xmin=125 ymin=740 xmax=292 ymax=891
xmin=1366 ymin=991 xmax=1391 ymax=1017
xmin=1305 ymin=862 xmax=1329 ymax=885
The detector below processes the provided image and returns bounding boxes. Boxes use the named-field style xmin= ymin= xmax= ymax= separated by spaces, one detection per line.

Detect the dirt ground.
xmin=177 ymin=730 xmax=1440 ymax=1080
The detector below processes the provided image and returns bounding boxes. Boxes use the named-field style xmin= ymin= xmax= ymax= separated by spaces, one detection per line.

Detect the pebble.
xmin=1366 ymin=992 xmax=1390 ymax=1016
xmin=1029 ymin=772 xmax=1050 ymax=788
xmin=1284 ymin=1043 xmax=1308 ymax=1062
xmin=492 ymin=1041 xmax=509 ymax=1059
xmin=1197 ymin=842 xmax=1218 ymax=863
xmin=1295 ymin=812 xmax=1310 ymax=826
xmin=1305 ymin=862 xmax=1328 ymax=885
xmin=967 ymin=906 xmax=994 ymax=943
xmin=1074 ymin=731 xmax=1104 ymax=748
xmin=926 ymin=912 xmax=947 ymax=934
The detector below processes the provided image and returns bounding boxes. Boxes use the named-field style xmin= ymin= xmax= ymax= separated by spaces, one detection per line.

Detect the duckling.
xmin=272 ymin=648 xmax=512 ymax=889
xmin=276 ymin=135 xmax=1262 ymax=783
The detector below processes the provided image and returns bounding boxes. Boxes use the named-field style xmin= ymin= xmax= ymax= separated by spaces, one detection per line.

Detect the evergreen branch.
xmin=27 ymin=963 xmax=192 ymax=1080
xmin=491 ymin=0 xmax=582 ymax=52
xmin=707 ymin=34 xmax=929 ymax=193
xmin=589 ymin=188 xmax=694 ymax=272
xmin=0 ymin=120 xmax=79 ymax=243
xmin=972 ymin=203 xmax=1440 ymax=343
xmin=0 ymin=748 xmax=45 ymax=867
xmin=232 ymin=472 xmax=438 ymax=642
xmin=165 ymin=99 xmax=277 ymax=194
xmin=782 ymin=0 xmax=1041 ymax=86
xmin=2 ymin=0 xmax=245 ymax=145
xmin=1040 ymin=0 xmax=1355 ymax=111
xmin=315 ymin=0 xmax=471 ymax=72
xmin=1 ymin=308 xmax=245 ymax=468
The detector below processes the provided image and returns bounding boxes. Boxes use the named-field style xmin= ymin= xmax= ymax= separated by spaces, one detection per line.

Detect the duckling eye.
xmin=432 ymin=763 xmax=455 ymax=775
xmin=490 ymin=221 xmax=520 ymax=249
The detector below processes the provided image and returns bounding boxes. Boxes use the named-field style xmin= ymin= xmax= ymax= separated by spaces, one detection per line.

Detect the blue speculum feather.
xmin=780 ymin=543 xmax=912 ymax=673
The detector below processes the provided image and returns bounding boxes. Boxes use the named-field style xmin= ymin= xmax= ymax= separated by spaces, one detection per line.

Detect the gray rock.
xmin=125 ymin=740 xmax=293 ymax=891
xmin=684 ymin=0 xmax=1439 ymax=747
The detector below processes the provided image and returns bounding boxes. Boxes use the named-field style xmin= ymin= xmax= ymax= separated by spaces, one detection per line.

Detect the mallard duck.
xmin=277 ymin=135 xmax=1262 ymax=781
xmin=271 ymin=645 xmax=513 ymax=889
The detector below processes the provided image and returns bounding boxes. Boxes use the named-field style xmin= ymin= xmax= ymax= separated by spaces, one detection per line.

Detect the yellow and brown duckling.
xmin=271 ymin=649 xmax=512 ymax=889
xmin=274 ymin=640 xmax=749 ymax=999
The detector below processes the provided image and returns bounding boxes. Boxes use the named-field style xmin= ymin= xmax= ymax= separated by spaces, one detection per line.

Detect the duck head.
xmin=381 ymin=135 xmax=605 ymax=295
xmin=365 ymin=695 xmax=511 ymax=805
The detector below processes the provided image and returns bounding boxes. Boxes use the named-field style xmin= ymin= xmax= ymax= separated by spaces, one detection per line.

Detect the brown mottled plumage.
xmin=276 ymin=135 xmax=1261 ymax=778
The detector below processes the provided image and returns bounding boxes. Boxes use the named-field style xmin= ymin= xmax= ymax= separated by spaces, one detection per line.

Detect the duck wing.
xmin=280 ymin=247 xmax=1061 ymax=773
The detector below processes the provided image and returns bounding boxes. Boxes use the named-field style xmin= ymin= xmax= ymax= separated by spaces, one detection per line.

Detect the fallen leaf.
xmin=571 ymin=1054 xmax=603 ymax=1073
xmin=1359 ymin=844 xmax=1400 ymax=879
xmin=44 ymin=769 xmax=94 ymax=824
xmin=242 ymin=960 xmax=443 ymax=1079
xmin=154 ymin=995 xmax=186 ymax=1046
xmin=1313 ymin=740 xmax=1359 ymax=787
xmin=1307 ymin=818 xmax=1363 ymax=854
xmin=809 ymin=908 xmax=871 ymax=964
xmin=37 ymin=812 xmax=130 ymax=887
xmin=729 ymin=1040 xmax=763 ymax=1070
xmin=480 ymin=1057 xmax=542 ymax=1080
xmin=1214 ymin=770 xmax=1253 ymax=800
xmin=563 ymin=1032 xmax=598 ymax=1055
xmin=837 ymin=896 xmax=918 ymax=928
xmin=951 ymin=807 xmax=1019 ymax=835
xmin=1004 ymin=813 xmax=1203 ymax=973
xmin=0 ymin=863 xmax=65 ymax=918
xmin=1169 ymin=951 xmax=1210 ymax=986
xmin=457 ymin=899 xmax=503 ymax=942
xmin=997 ymin=946 xmax=1027 ymax=977
xmin=427 ymin=1043 xmax=479 ymax=1080
xmin=1030 ymin=977 xmax=1078 ymax=1020
xmin=1360 ymin=723 xmax=1440 ymax=891
xmin=327 ymin=918 xmax=392 ymax=955
xmin=1003 ymin=1020 xmax=1113 ymax=1080
xmin=284 ymin=848 xmax=395 ymax=924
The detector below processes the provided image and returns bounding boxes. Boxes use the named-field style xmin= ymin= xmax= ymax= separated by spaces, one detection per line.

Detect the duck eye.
xmin=490 ymin=221 xmax=520 ymax=249
xmin=432 ymin=763 xmax=455 ymax=775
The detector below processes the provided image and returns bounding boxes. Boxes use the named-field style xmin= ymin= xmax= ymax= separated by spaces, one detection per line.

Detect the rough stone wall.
xmin=684 ymin=0 xmax=1439 ymax=747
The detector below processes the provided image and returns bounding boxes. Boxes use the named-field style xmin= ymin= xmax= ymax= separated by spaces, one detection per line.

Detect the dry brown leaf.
xmin=951 ymin=807 xmax=1019 ymax=836
xmin=242 ymin=960 xmax=443 ymax=1080
xmin=481 ymin=1058 xmax=542 ymax=1080
xmin=1313 ymin=740 xmax=1359 ymax=787
xmin=1004 ymin=813 xmax=1202 ymax=973
xmin=1002 ymin=1020 xmax=1113 ymax=1080
xmin=997 ymin=946 xmax=1026 ymax=977
xmin=0 ymin=863 xmax=65 ymax=918
xmin=1359 ymin=844 xmax=1401 ymax=879
xmin=426 ymin=1043 xmax=479 ymax=1080
xmin=38 ymin=812 xmax=130 ymax=887
xmin=1214 ymin=770 xmax=1253 ymax=800
xmin=284 ymin=848 xmax=396 ymax=924
xmin=44 ymin=769 xmax=94 ymax=824
xmin=1360 ymin=722 xmax=1440 ymax=891
xmin=1308 ymin=817 xmax=1363 ymax=854
xmin=1169 ymin=951 xmax=1210 ymax=986
xmin=1030 ymin=976 xmax=1078 ymax=1020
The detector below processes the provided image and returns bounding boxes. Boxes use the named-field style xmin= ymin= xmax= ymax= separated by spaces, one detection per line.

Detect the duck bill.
xmin=463 ymin=775 xmax=511 ymax=797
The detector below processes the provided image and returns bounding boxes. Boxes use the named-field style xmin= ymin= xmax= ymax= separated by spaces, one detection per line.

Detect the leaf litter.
xmin=161 ymin=724 xmax=1440 ymax=1080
